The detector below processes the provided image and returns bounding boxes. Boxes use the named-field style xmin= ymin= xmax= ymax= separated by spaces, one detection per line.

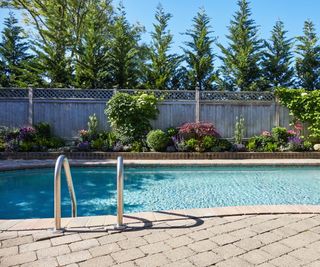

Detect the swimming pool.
xmin=0 ymin=166 xmax=319 ymax=219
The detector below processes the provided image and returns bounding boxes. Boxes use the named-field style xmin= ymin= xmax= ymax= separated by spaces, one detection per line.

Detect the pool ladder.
xmin=54 ymin=155 xmax=125 ymax=232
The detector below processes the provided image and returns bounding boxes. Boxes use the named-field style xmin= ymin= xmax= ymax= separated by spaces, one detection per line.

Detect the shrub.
xmin=19 ymin=126 xmax=36 ymax=142
xmin=105 ymin=92 xmax=159 ymax=143
xmin=272 ymin=127 xmax=288 ymax=145
xmin=303 ymin=141 xmax=313 ymax=151
xmin=178 ymin=122 xmax=220 ymax=140
xmin=201 ymin=135 xmax=218 ymax=151
xmin=185 ymin=138 xmax=199 ymax=152
xmin=34 ymin=122 xmax=51 ymax=139
xmin=216 ymin=139 xmax=233 ymax=152
xmin=91 ymin=138 xmax=106 ymax=151
xmin=276 ymin=88 xmax=320 ymax=139
xmin=263 ymin=142 xmax=278 ymax=152
xmin=146 ymin=130 xmax=169 ymax=152
xmin=166 ymin=127 xmax=178 ymax=138
xmin=131 ymin=141 xmax=144 ymax=152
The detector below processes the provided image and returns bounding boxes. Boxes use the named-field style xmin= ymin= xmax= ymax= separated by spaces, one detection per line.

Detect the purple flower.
xmin=288 ymin=136 xmax=302 ymax=144
xmin=19 ymin=126 xmax=36 ymax=142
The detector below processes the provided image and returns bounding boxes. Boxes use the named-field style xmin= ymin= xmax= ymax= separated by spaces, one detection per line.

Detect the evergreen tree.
xmin=218 ymin=0 xmax=263 ymax=91
xmin=74 ymin=0 xmax=114 ymax=88
xmin=8 ymin=0 xmax=95 ymax=87
xmin=144 ymin=5 xmax=181 ymax=90
xmin=0 ymin=59 xmax=8 ymax=87
xmin=296 ymin=20 xmax=320 ymax=90
xmin=0 ymin=12 xmax=32 ymax=87
xmin=183 ymin=8 xmax=216 ymax=90
xmin=108 ymin=5 xmax=144 ymax=89
xmin=262 ymin=21 xmax=294 ymax=89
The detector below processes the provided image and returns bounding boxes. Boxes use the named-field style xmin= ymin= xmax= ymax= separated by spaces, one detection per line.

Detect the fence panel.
xmin=0 ymin=88 xmax=291 ymax=139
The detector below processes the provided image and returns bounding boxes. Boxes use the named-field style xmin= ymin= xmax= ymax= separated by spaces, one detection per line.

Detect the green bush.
xmin=34 ymin=122 xmax=51 ymax=138
xmin=91 ymin=138 xmax=106 ymax=150
xmin=247 ymin=137 xmax=258 ymax=152
xmin=166 ymin=127 xmax=178 ymax=138
xmin=216 ymin=139 xmax=233 ymax=152
xmin=146 ymin=130 xmax=169 ymax=152
xmin=276 ymin=88 xmax=320 ymax=139
xmin=131 ymin=141 xmax=144 ymax=152
xmin=105 ymin=92 xmax=159 ymax=143
xmin=201 ymin=135 xmax=217 ymax=151
xmin=185 ymin=138 xmax=199 ymax=152
xmin=263 ymin=142 xmax=278 ymax=152
xmin=272 ymin=127 xmax=288 ymax=145
xmin=303 ymin=140 xmax=313 ymax=151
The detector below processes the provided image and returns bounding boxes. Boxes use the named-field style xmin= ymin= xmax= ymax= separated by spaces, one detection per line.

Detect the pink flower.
xmin=294 ymin=122 xmax=303 ymax=131
xmin=287 ymin=130 xmax=296 ymax=136
xmin=262 ymin=131 xmax=271 ymax=137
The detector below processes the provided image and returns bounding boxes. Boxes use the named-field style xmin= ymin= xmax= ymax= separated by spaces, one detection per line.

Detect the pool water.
xmin=0 ymin=166 xmax=320 ymax=219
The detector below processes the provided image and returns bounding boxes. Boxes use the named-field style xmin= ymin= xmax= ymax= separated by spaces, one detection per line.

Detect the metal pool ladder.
xmin=54 ymin=155 xmax=77 ymax=232
xmin=54 ymin=155 xmax=125 ymax=232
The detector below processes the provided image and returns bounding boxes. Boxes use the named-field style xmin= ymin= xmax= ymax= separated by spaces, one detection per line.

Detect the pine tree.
xmin=262 ymin=21 xmax=294 ymax=89
xmin=296 ymin=20 xmax=320 ymax=90
xmin=0 ymin=59 xmax=8 ymax=87
xmin=108 ymin=5 xmax=144 ymax=89
xmin=218 ymin=0 xmax=263 ymax=91
xmin=0 ymin=12 xmax=32 ymax=87
xmin=8 ymin=0 xmax=95 ymax=87
xmin=183 ymin=8 xmax=216 ymax=90
xmin=144 ymin=5 xmax=181 ymax=90
xmin=74 ymin=1 xmax=114 ymax=88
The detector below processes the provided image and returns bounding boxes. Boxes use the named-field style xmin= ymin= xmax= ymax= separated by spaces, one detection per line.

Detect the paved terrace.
xmin=1 ymin=206 xmax=320 ymax=266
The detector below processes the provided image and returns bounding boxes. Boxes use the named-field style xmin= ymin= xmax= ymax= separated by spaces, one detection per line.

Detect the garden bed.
xmin=1 ymin=151 xmax=320 ymax=160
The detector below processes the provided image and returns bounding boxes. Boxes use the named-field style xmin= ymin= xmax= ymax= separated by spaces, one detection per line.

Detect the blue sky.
xmin=0 ymin=0 xmax=319 ymax=56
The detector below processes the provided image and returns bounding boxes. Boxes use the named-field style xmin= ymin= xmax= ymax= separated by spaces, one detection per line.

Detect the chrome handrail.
xmin=54 ymin=155 xmax=77 ymax=231
xmin=116 ymin=156 xmax=125 ymax=228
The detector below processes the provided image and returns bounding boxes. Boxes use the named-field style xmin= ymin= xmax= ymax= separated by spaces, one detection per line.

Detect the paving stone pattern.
xmin=1 ymin=214 xmax=320 ymax=266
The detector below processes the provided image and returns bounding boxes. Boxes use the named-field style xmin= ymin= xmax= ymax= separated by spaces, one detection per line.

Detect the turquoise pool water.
xmin=0 ymin=166 xmax=319 ymax=219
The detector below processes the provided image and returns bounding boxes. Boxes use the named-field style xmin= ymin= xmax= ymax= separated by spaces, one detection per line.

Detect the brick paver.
xmin=1 ymin=213 xmax=320 ymax=266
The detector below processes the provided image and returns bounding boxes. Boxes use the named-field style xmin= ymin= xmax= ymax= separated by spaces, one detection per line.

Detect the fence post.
xmin=274 ymin=95 xmax=280 ymax=127
xmin=195 ymin=86 xmax=200 ymax=123
xmin=28 ymin=86 xmax=33 ymax=125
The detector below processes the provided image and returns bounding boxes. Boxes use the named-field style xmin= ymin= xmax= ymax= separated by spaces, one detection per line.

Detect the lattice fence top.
xmin=0 ymin=88 xmax=275 ymax=101
xmin=201 ymin=91 xmax=275 ymax=101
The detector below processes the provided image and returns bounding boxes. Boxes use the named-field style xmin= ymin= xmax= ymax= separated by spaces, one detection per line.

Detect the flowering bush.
xmin=247 ymin=126 xmax=312 ymax=152
xmin=19 ymin=126 xmax=36 ymax=142
xmin=178 ymin=122 xmax=220 ymax=140
xmin=79 ymin=129 xmax=90 ymax=142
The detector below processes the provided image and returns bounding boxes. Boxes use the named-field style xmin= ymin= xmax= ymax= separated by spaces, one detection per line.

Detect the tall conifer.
xmin=262 ymin=21 xmax=294 ymax=88
xmin=218 ymin=0 xmax=263 ymax=91
xmin=183 ymin=8 xmax=216 ymax=90
xmin=296 ymin=20 xmax=320 ymax=90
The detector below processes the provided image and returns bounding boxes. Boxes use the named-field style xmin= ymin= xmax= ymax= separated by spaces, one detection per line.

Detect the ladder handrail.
xmin=54 ymin=155 xmax=77 ymax=231
xmin=116 ymin=156 xmax=124 ymax=228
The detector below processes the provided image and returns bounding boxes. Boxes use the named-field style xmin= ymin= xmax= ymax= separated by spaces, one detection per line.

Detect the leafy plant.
xmin=276 ymin=88 xmax=320 ymax=139
xmin=185 ymin=138 xmax=199 ymax=152
xmin=146 ymin=129 xmax=169 ymax=152
xmin=234 ymin=115 xmax=245 ymax=144
xmin=105 ymin=92 xmax=159 ymax=143
xmin=271 ymin=127 xmax=288 ymax=145
xmin=34 ymin=122 xmax=51 ymax=139
xmin=131 ymin=141 xmax=144 ymax=152
xmin=178 ymin=122 xmax=219 ymax=140
xmin=88 ymin=113 xmax=99 ymax=137
xmin=216 ymin=139 xmax=233 ymax=152
xmin=201 ymin=135 xmax=217 ymax=151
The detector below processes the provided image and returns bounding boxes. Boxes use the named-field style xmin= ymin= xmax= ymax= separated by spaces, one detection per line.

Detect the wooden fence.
xmin=0 ymin=88 xmax=290 ymax=139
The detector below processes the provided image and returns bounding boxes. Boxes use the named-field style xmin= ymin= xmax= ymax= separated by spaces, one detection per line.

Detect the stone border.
xmin=1 ymin=151 xmax=320 ymax=160
xmin=1 ymin=205 xmax=320 ymax=231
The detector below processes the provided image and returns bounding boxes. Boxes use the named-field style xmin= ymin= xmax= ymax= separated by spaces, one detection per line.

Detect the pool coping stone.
xmin=1 ymin=158 xmax=320 ymax=171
